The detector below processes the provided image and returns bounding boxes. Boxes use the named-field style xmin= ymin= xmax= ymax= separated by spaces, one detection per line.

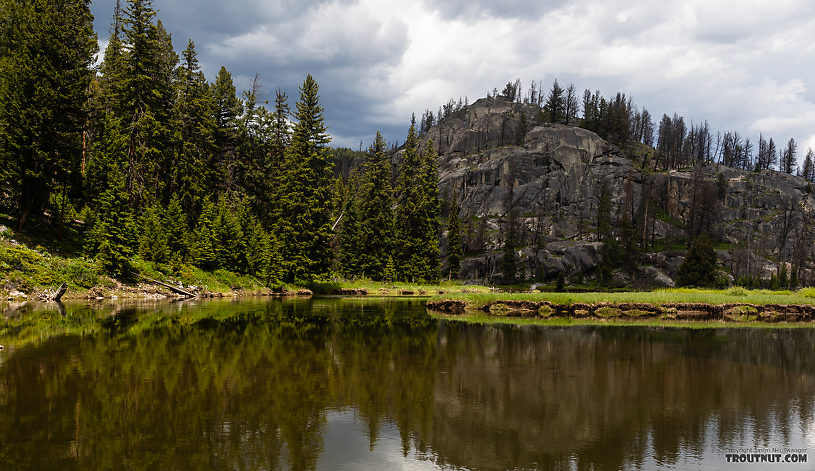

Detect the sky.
xmin=90 ymin=0 xmax=815 ymax=162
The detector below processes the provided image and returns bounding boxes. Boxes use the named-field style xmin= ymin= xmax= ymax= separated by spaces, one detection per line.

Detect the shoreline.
xmin=426 ymin=298 xmax=815 ymax=325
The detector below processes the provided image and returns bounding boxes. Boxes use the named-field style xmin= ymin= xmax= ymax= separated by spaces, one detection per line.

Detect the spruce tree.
xmin=116 ymin=0 xmax=177 ymax=208
xmin=277 ymin=74 xmax=334 ymax=281
xmin=163 ymin=196 xmax=189 ymax=262
xmin=502 ymin=213 xmax=518 ymax=285
xmin=190 ymin=197 xmax=218 ymax=270
xmin=138 ymin=204 xmax=168 ymax=263
xmin=446 ymin=191 xmax=463 ymax=280
xmin=0 ymin=0 xmax=97 ymax=231
xmin=172 ymin=39 xmax=216 ymax=216
xmin=677 ymin=233 xmax=718 ymax=287
xmin=417 ymin=139 xmax=441 ymax=282
xmin=211 ymin=66 xmax=242 ymax=191
xmin=342 ymin=132 xmax=394 ymax=280
xmin=339 ymin=169 xmax=364 ymax=277
xmin=213 ymin=198 xmax=243 ymax=271
xmin=394 ymin=117 xmax=424 ymax=281
xmin=86 ymin=168 xmax=136 ymax=278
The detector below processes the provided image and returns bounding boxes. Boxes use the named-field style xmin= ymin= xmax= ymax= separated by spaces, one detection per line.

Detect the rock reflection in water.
xmin=0 ymin=298 xmax=812 ymax=470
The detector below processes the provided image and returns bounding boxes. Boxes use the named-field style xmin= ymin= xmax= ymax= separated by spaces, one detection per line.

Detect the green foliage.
xmin=172 ymin=39 xmax=216 ymax=216
xmin=556 ymin=271 xmax=566 ymax=292
xmin=778 ymin=264 xmax=789 ymax=290
xmin=501 ymin=216 xmax=518 ymax=284
xmin=417 ymin=140 xmax=442 ymax=282
xmin=446 ymin=193 xmax=463 ymax=279
xmin=677 ymin=233 xmax=718 ymax=288
xmin=85 ymin=168 xmax=136 ymax=278
xmin=138 ymin=205 xmax=168 ymax=263
xmin=277 ymin=74 xmax=334 ymax=281
xmin=394 ymin=119 xmax=424 ymax=281
xmin=339 ymin=132 xmax=394 ymax=280
xmin=190 ymin=197 xmax=218 ymax=270
xmin=163 ymin=197 xmax=189 ymax=262
xmin=0 ymin=0 xmax=97 ymax=230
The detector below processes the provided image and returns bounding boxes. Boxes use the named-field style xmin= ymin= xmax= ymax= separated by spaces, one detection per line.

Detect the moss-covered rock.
xmin=595 ymin=307 xmax=623 ymax=318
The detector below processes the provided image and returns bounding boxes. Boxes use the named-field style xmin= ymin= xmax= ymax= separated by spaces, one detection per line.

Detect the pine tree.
xmin=544 ymin=79 xmax=566 ymax=124
xmin=394 ymin=117 xmax=424 ymax=281
xmin=802 ymin=148 xmax=815 ymax=182
xmin=0 ymin=0 xmax=97 ymax=231
xmin=116 ymin=0 xmax=177 ymax=208
xmin=677 ymin=233 xmax=718 ymax=287
xmin=277 ymin=74 xmax=334 ymax=281
xmin=213 ymin=198 xmax=243 ymax=271
xmin=446 ymin=191 xmax=463 ymax=280
xmin=163 ymin=196 xmax=189 ymax=262
xmin=172 ymin=39 xmax=216 ymax=216
xmin=86 ymin=168 xmax=136 ymax=278
xmin=781 ymin=138 xmax=797 ymax=174
xmin=190 ymin=197 xmax=218 ymax=270
xmin=138 ymin=204 xmax=168 ymax=263
xmin=339 ymin=169 xmax=364 ymax=277
xmin=211 ymin=66 xmax=242 ymax=191
xmin=417 ymin=139 xmax=441 ymax=282
xmin=501 ymin=213 xmax=518 ymax=285
xmin=342 ymin=132 xmax=394 ymax=280
xmin=778 ymin=263 xmax=788 ymax=289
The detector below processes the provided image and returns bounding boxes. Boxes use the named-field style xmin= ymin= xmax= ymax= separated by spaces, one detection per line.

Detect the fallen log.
xmin=53 ymin=282 xmax=68 ymax=302
xmin=138 ymin=275 xmax=197 ymax=298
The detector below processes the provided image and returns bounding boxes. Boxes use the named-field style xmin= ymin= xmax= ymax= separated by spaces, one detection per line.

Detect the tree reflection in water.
xmin=0 ymin=298 xmax=813 ymax=470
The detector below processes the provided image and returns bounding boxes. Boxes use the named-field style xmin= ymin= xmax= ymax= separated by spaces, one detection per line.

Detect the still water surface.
xmin=0 ymin=297 xmax=813 ymax=470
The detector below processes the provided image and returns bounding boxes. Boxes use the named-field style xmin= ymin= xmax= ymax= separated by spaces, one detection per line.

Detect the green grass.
xmin=430 ymin=312 xmax=813 ymax=329
xmin=306 ymin=279 xmax=490 ymax=296
xmin=0 ymin=230 xmax=270 ymax=298
xmin=430 ymin=287 xmax=815 ymax=308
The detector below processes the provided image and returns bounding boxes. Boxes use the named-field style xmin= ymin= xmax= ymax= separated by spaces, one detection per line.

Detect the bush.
xmin=726 ymin=286 xmax=748 ymax=297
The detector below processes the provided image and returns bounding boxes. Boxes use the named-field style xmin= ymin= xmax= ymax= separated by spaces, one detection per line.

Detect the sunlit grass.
xmin=430 ymin=287 xmax=815 ymax=307
xmin=430 ymin=311 xmax=813 ymax=329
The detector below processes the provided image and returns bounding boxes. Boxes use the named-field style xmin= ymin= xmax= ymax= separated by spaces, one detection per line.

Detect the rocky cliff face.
xmin=418 ymin=97 xmax=815 ymax=286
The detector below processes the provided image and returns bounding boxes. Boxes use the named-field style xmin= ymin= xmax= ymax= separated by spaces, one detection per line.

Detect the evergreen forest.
xmin=0 ymin=0 xmax=443 ymax=285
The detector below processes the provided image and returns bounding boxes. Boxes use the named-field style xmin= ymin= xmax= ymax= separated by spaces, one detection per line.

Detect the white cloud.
xmin=91 ymin=0 xmax=815 ymax=156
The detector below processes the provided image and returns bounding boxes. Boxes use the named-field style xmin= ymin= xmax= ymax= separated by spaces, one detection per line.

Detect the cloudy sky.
xmin=91 ymin=0 xmax=815 ymax=160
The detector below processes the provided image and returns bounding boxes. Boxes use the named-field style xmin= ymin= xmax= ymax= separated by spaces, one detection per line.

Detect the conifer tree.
xmin=138 ymin=204 xmax=168 ymax=263
xmin=341 ymin=132 xmax=394 ymax=280
xmin=394 ymin=117 xmax=424 ymax=280
xmin=115 ymin=0 xmax=177 ymax=207
xmin=0 ymin=0 xmax=97 ymax=231
xmin=544 ymin=79 xmax=566 ymax=124
xmin=211 ymin=66 xmax=242 ymax=191
xmin=86 ymin=168 xmax=136 ymax=278
xmin=277 ymin=74 xmax=334 ymax=281
xmin=677 ymin=233 xmax=718 ymax=287
xmin=190 ymin=197 xmax=218 ymax=270
xmin=339 ymin=169 xmax=364 ymax=277
xmin=417 ymin=139 xmax=441 ymax=282
xmin=446 ymin=191 xmax=463 ymax=280
xmin=172 ymin=39 xmax=216 ymax=216
xmin=163 ymin=196 xmax=189 ymax=262
xmin=213 ymin=198 xmax=243 ymax=271
xmin=501 ymin=214 xmax=518 ymax=285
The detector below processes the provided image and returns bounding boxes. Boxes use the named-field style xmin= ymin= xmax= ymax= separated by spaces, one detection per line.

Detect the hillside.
xmin=412 ymin=96 xmax=815 ymax=287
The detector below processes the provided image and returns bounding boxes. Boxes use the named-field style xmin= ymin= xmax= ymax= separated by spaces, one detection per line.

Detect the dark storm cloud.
xmin=89 ymin=0 xmax=815 ymax=153
xmin=90 ymin=0 xmax=410 ymax=146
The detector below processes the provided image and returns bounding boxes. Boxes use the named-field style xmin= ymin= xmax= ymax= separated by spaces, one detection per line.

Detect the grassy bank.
xmin=0 ymin=230 xmax=489 ymax=300
xmin=429 ymin=287 xmax=815 ymax=307
xmin=303 ymin=279 xmax=490 ymax=296
xmin=429 ymin=311 xmax=812 ymax=329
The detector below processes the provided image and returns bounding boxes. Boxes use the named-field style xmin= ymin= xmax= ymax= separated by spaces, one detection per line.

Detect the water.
xmin=0 ymin=297 xmax=813 ymax=470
